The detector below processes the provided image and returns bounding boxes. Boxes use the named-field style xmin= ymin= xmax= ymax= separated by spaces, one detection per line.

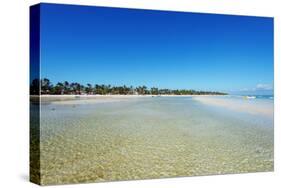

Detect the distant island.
xmin=30 ymin=78 xmax=228 ymax=96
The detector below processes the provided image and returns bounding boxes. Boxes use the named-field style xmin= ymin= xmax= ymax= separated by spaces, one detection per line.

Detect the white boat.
xmin=244 ymin=96 xmax=256 ymax=99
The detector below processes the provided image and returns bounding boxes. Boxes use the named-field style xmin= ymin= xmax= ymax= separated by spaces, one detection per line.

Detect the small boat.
xmin=244 ymin=96 xmax=256 ymax=99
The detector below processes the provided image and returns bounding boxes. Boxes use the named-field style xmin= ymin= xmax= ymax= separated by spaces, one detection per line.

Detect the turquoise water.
xmin=32 ymin=96 xmax=274 ymax=185
xmin=234 ymin=94 xmax=273 ymax=99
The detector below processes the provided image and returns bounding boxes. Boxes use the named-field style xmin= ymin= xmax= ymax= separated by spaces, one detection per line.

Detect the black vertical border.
xmin=29 ymin=4 xmax=41 ymax=185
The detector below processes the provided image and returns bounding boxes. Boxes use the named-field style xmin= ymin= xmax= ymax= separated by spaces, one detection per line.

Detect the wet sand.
xmin=40 ymin=95 xmax=146 ymax=105
xmin=193 ymin=96 xmax=273 ymax=118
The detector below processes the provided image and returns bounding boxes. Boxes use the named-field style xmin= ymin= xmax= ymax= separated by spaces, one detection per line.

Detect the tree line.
xmin=30 ymin=78 xmax=227 ymax=95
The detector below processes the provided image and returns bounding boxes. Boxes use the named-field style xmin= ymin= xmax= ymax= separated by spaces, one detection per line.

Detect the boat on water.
xmin=244 ymin=96 xmax=256 ymax=99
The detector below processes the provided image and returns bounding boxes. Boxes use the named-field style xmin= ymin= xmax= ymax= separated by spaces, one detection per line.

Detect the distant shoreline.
xmin=31 ymin=94 xmax=227 ymax=98
xmin=30 ymin=94 xmax=273 ymax=118
xmin=30 ymin=94 xmax=226 ymax=104
xmin=30 ymin=78 xmax=228 ymax=96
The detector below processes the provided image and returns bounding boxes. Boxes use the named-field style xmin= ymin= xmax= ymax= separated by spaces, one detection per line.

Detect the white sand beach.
xmin=38 ymin=94 xmax=219 ymax=104
xmin=193 ymin=96 xmax=273 ymax=118
xmin=39 ymin=95 xmax=155 ymax=105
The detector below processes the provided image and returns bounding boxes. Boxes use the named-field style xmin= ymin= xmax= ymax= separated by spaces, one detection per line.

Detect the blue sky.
xmin=39 ymin=3 xmax=273 ymax=94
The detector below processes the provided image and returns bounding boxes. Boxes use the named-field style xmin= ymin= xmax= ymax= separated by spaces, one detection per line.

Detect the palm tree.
xmin=151 ymin=87 xmax=159 ymax=95
xmin=54 ymin=82 xmax=64 ymax=94
xmin=63 ymin=81 xmax=70 ymax=94
xmin=136 ymin=86 xmax=141 ymax=95
xmin=95 ymin=84 xmax=100 ymax=94
xmin=70 ymin=82 xmax=81 ymax=94
xmin=76 ymin=83 xmax=82 ymax=94
xmin=41 ymin=78 xmax=52 ymax=94
xmin=36 ymin=78 xmax=228 ymax=96
xmin=85 ymin=83 xmax=93 ymax=94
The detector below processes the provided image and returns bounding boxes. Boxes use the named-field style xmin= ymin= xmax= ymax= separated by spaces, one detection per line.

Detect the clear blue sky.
xmin=39 ymin=3 xmax=273 ymax=94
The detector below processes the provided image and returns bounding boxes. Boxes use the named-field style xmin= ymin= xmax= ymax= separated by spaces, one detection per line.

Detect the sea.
xmin=30 ymin=95 xmax=274 ymax=185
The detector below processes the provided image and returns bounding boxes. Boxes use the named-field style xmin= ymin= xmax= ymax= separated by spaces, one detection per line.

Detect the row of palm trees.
xmin=30 ymin=78 xmax=227 ymax=95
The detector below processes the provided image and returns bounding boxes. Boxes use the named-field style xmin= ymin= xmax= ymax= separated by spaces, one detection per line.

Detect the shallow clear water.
xmin=32 ymin=96 xmax=274 ymax=185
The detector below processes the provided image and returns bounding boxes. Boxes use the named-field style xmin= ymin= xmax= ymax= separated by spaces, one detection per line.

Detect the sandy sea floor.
xmin=30 ymin=95 xmax=274 ymax=185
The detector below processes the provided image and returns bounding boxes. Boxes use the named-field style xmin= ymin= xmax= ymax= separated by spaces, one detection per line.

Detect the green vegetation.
xmin=30 ymin=78 xmax=228 ymax=95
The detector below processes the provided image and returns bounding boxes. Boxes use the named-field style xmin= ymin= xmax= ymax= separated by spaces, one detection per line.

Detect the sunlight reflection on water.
xmin=32 ymin=96 xmax=273 ymax=185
